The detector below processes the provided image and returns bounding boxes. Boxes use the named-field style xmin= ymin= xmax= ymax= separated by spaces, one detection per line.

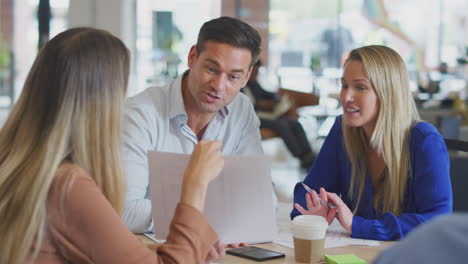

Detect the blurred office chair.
xmin=444 ymin=138 xmax=468 ymax=212
xmin=426 ymin=80 xmax=441 ymax=95
xmin=440 ymin=117 xmax=461 ymax=140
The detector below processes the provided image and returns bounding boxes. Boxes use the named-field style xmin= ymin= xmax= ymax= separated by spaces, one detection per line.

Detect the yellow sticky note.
xmin=324 ymin=254 xmax=367 ymax=264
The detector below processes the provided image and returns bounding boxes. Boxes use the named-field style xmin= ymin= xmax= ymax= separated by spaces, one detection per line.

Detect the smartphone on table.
xmin=226 ymin=246 xmax=285 ymax=262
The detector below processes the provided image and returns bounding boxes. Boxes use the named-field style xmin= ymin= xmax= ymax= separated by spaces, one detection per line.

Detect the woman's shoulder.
xmin=56 ymin=163 xmax=92 ymax=181
xmin=48 ymin=163 xmax=103 ymax=225
xmin=412 ymin=121 xmax=439 ymax=134
xmin=409 ymin=121 xmax=446 ymax=150
xmin=331 ymin=115 xmax=343 ymax=131
xmin=411 ymin=121 xmax=441 ymax=139
xmin=51 ymin=163 xmax=96 ymax=194
xmin=327 ymin=115 xmax=345 ymax=140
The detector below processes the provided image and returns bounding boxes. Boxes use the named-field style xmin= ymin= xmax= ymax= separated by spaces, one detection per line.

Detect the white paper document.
xmin=273 ymin=219 xmax=380 ymax=248
xmin=148 ymin=151 xmax=277 ymax=245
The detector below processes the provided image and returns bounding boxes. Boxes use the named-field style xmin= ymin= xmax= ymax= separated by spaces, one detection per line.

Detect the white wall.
xmin=68 ymin=0 xmax=137 ymax=94
xmin=13 ymin=0 xmax=36 ymax=101
xmin=68 ymin=0 xmax=135 ymax=47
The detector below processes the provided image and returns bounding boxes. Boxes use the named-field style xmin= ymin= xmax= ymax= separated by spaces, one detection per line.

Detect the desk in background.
xmin=138 ymin=235 xmax=394 ymax=263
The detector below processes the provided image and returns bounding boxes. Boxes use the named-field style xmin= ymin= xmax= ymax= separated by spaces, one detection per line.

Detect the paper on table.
xmin=273 ymin=219 xmax=380 ymax=248
xmin=148 ymin=151 xmax=278 ymax=245
xmin=144 ymin=232 xmax=165 ymax=244
xmin=325 ymin=219 xmax=380 ymax=248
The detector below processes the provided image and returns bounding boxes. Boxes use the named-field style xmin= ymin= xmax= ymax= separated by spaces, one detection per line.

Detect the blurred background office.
xmin=1 ymin=0 xmax=467 ymax=208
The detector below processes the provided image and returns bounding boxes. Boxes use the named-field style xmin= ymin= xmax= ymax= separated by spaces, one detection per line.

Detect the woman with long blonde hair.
xmin=292 ymin=45 xmax=452 ymax=240
xmin=0 ymin=27 xmax=224 ymax=263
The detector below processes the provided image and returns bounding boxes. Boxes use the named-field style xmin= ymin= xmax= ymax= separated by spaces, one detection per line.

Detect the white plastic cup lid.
xmin=291 ymin=215 xmax=328 ymax=240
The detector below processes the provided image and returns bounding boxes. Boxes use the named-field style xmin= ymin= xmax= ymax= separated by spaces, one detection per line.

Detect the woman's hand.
xmin=205 ymin=240 xmax=226 ymax=263
xmin=181 ymin=140 xmax=224 ymax=211
xmin=294 ymin=187 xmax=337 ymax=224
xmin=227 ymin=242 xmax=249 ymax=248
xmin=184 ymin=140 xmax=224 ymax=185
xmin=327 ymin=192 xmax=353 ymax=234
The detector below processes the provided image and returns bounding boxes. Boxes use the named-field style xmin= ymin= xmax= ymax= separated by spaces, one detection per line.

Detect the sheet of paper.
xmin=144 ymin=232 xmax=165 ymax=243
xmin=325 ymin=219 xmax=380 ymax=247
xmin=273 ymin=219 xmax=380 ymax=248
xmin=148 ymin=151 xmax=278 ymax=245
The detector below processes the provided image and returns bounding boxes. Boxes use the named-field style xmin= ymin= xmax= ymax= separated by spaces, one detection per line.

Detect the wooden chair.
xmin=260 ymin=89 xmax=319 ymax=140
xmin=260 ymin=128 xmax=279 ymax=139
xmin=278 ymin=88 xmax=319 ymax=119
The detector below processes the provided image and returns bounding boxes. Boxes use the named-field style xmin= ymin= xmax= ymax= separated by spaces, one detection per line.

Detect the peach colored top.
xmin=28 ymin=164 xmax=217 ymax=263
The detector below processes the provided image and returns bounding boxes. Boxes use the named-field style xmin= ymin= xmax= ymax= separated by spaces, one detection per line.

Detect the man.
xmin=122 ymin=17 xmax=264 ymax=233
xmin=242 ymin=60 xmax=315 ymax=169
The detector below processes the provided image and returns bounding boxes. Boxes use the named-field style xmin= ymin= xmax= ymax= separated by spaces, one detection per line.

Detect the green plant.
xmin=0 ymin=40 xmax=10 ymax=69
xmin=457 ymin=46 xmax=468 ymax=65
xmin=310 ymin=55 xmax=321 ymax=71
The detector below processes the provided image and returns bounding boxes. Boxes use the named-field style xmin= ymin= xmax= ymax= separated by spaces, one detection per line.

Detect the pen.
xmin=301 ymin=183 xmax=336 ymax=209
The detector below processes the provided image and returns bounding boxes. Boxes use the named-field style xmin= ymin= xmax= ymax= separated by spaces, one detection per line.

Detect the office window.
xmin=8 ymin=0 xmax=69 ymax=105
xmin=269 ymin=0 xmax=468 ymax=75
xmin=132 ymin=0 xmax=221 ymax=96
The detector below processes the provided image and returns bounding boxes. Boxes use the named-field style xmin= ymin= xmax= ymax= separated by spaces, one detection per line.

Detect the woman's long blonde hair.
xmin=0 ymin=28 xmax=130 ymax=264
xmin=342 ymin=45 xmax=420 ymax=215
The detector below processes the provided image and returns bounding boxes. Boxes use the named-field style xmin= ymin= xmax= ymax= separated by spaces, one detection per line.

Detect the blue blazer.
xmin=291 ymin=116 xmax=452 ymax=241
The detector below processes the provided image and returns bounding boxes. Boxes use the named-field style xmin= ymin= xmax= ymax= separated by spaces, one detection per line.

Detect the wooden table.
xmin=138 ymin=235 xmax=394 ymax=263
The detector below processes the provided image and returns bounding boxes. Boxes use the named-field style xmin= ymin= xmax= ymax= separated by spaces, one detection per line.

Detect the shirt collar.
xmin=169 ymin=71 xmax=188 ymax=121
xmin=169 ymin=70 xmax=231 ymax=121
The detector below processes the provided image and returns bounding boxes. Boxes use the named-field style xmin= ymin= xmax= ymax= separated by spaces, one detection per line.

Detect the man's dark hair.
xmin=254 ymin=59 xmax=262 ymax=68
xmin=196 ymin=16 xmax=261 ymax=67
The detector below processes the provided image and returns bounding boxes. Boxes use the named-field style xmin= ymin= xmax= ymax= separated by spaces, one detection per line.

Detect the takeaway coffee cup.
xmin=292 ymin=215 xmax=328 ymax=263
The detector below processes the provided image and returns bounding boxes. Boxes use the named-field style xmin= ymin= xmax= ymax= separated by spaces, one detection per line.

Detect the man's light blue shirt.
xmin=122 ymin=72 xmax=263 ymax=232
